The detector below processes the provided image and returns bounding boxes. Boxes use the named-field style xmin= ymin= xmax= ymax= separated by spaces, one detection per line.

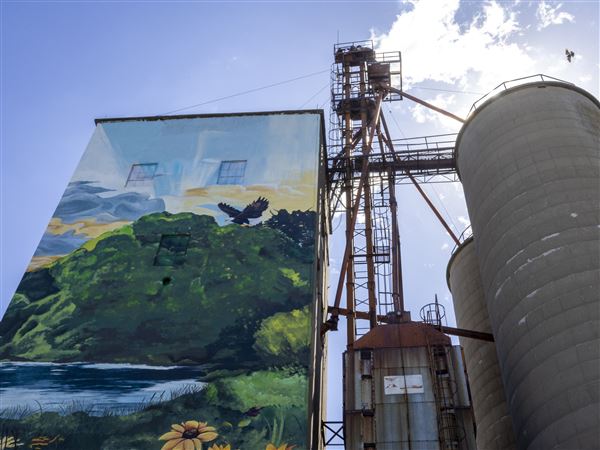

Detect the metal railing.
xmin=468 ymin=74 xmax=573 ymax=116
xmin=450 ymin=225 xmax=473 ymax=254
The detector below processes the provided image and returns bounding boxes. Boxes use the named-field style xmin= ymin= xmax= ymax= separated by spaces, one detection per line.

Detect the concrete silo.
xmin=447 ymin=237 xmax=517 ymax=450
xmin=455 ymin=81 xmax=600 ymax=449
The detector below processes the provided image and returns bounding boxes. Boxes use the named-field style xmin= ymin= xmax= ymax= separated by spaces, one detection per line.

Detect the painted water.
xmin=0 ymin=362 xmax=206 ymax=417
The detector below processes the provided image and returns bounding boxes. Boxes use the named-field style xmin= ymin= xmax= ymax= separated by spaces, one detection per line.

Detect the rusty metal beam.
xmin=407 ymin=174 xmax=461 ymax=246
xmin=332 ymin=92 xmax=385 ymax=313
xmin=359 ymin=67 xmax=379 ymax=331
xmin=379 ymin=114 xmax=461 ymax=246
xmin=327 ymin=306 xmax=494 ymax=342
xmin=438 ymin=324 xmax=495 ymax=342
xmin=343 ymin=63 xmax=356 ymax=348
xmin=328 ymin=153 xmax=456 ymax=175
xmin=375 ymin=123 xmax=404 ymax=314
xmin=388 ymin=87 xmax=466 ymax=123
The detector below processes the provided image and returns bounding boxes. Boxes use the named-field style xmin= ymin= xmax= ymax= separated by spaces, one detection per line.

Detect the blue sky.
xmin=2 ymin=0 xmax=598 ymax=424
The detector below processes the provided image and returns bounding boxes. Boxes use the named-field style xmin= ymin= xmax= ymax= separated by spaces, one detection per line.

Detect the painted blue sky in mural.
xmin=32 ymin=113 xmax=320 ymax=263
xmin=54 ymin=181 xmax=165 ymax=224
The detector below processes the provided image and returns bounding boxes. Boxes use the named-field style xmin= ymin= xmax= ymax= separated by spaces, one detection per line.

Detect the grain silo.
xmin=455 ymin=80 xmax=600 ymax=449
xmin=447 ymin=236 xmax=516 ymax=450
xmin=343 ymin=320 xmax=477 ymax=450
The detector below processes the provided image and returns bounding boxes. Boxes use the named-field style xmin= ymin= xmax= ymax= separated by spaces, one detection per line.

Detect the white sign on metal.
xmin=384 ymin=374 xmax=424 ymax=395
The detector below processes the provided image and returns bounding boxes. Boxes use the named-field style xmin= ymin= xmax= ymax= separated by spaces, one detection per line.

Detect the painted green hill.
xmin=0 ymin=211 xmax=316 ymax=368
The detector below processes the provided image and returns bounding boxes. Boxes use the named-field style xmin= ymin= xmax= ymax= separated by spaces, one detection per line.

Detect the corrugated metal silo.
xmin=447 ymin=236 xmax=517 ymax=450
xmin=455 ymin=81 xmax=600 ymax=449
xmin=343 ymin=322 xmax=477 ymax=450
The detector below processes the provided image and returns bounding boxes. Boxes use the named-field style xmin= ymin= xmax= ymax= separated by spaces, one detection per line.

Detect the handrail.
xmin=451 ymin=225 xmax=473 ymax=254
xmin=468 ymin=74 xmax=574 ymax=116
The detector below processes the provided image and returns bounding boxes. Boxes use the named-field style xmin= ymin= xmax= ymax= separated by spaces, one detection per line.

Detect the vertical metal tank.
xmin=343 ymin=321 xmax=477 ymax=450
xmin=455 ymin=81 xmax=600 ymax=449
xmin=447 ymin=237 xmax=517 ymax=450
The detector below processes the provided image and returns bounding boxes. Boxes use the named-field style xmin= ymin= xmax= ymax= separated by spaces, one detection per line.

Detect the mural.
xmin=0 ymin=112 xmax=323 ymax=449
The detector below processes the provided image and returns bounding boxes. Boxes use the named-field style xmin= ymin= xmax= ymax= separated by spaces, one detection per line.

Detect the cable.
xmin=428 ymin=183 xmax=460 ymax=237
xmin=332 ymin=211 xmax=344 ymax=233
xmin=317 ymin=92 xmax=331 ymax=110
xmin=410 ymin=86 xmax=484 ymax=95
xmin=299 ymin=82 xmax=330 ymax=109
xmin=386 ymin=107 xmax=460 ymax=236
xmin=387 ymin=108 xmax=407 ymax=139
xmin=162 ymin=68 xmax=330 ymax=115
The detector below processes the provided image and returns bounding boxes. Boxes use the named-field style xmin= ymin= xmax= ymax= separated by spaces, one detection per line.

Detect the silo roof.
xmin=353 ymin=322 xmax=450 ymax=349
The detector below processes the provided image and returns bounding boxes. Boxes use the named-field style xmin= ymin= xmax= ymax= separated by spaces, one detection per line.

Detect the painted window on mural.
xmin=217 ymin=160 xmax=247 ymax=185
xmin=154 ymin=233 xmax=190 ymax=266
xmin=0 ymin=113 xmax=321 ymax=450
xmin=126 ymin=162 xmax=158 ymax=186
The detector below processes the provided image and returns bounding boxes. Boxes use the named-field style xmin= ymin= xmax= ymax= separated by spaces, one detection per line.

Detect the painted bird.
xmin=565 ymin=49 xmax=575 ymax=62
xmin=218 ymin=197 xmax=269 ymax=225
xmin=244 ymin=406 xmax=263 ymax=416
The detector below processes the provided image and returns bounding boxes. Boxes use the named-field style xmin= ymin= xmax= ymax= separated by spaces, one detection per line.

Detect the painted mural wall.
xmin=0 ymin=112 xmax=324 ymax=450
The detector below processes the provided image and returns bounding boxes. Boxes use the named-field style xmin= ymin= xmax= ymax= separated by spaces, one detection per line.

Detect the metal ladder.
xmin=428 ymin=344 xmax=463 ymax=450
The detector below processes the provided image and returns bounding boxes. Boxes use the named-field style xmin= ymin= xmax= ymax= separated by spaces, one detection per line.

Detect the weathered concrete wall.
xmin=456 ymin=82 xmax=600 ymax=450
xmin=448 ymin=237 xmax=516 ymax=450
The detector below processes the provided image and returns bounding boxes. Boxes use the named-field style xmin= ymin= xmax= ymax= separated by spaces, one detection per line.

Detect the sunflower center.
xmin=182 ymin=429 xmax=199 ymax=439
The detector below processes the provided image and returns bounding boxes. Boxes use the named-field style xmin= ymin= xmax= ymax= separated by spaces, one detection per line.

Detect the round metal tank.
xmin=447 ymin=237 xmax=516 ymax=450
xmin=456 ymin=81 xmax=600 ymax=450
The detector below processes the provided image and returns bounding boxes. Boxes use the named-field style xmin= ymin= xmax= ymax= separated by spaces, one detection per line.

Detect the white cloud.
xmin=410 ymin=93 xmax=459 ymax=129
xmin=457 ymin=216 xmax=470 ymax=227
xmin=372 ymin=0 xmax=533 ymax=91
xmin=441 ymin=243 xmax=450 ymax=250
xmin=370 ymin=0 xmax=596 ymax=122
xmin=536 ymin=1 xmax=575 ymax=30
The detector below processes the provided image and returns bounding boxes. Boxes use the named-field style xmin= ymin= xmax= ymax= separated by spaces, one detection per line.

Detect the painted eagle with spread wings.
xmin=217 ymin=197 xmax=269 ymax=225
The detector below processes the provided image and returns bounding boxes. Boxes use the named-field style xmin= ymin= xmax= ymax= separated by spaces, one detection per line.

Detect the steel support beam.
xmin=328 ymin=306 xmax=494 ymax=342
xmin=388 ymin=87 xmax=466 ymax=123
xmin=332 ymin=93 xmax=385 ymax=313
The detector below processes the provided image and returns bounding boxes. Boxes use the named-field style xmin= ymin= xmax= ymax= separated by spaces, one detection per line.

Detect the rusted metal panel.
xmin=353 ymin=322 xmax=451 ymax=349
xmin=345 ymin=339 xmax=478 ymax=450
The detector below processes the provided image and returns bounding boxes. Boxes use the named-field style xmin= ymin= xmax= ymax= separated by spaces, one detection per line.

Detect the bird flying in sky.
xmin=218 ymin=197 xmax=269 ymax=225
xmin=565 ymin=49 xmax=575 ymax=63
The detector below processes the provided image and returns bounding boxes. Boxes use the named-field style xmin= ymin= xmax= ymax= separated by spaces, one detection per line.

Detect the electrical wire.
xmin=317 ymin=92 xmax=331 ymax=110
xmin=332 ymin=211 xmax=344 ymax=233
xmin=386 ymin=107 xmax=460 ymax=236
xmin=299 ymin=82 xmax=330 ymax=109
xmin=160 ymin=65 xmax=480 ymax=115
xmin=387 ymin=107 xmax=407 ymax=139
xmin=162 ymin=68 xmax=330 ymax=115
xmin=428 ymin=183 xmax=460 ymax=236
xmin=409 ymin=86 xmax=484 ymax=95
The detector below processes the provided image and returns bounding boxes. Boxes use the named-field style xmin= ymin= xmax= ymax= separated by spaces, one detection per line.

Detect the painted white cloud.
xmin=536 ymin=1 xmax=575 ymax=30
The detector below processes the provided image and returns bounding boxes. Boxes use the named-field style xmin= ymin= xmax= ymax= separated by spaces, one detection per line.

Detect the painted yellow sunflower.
xmin=159 ymin=420 xmax=218 ymax=450
xmin=266 ymin=444 xmax=295 ymax=450
xmin=208 ymin=445 xmax=231 ymax=450
xmin=0 ymin=436 xmax=21 ymax=449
